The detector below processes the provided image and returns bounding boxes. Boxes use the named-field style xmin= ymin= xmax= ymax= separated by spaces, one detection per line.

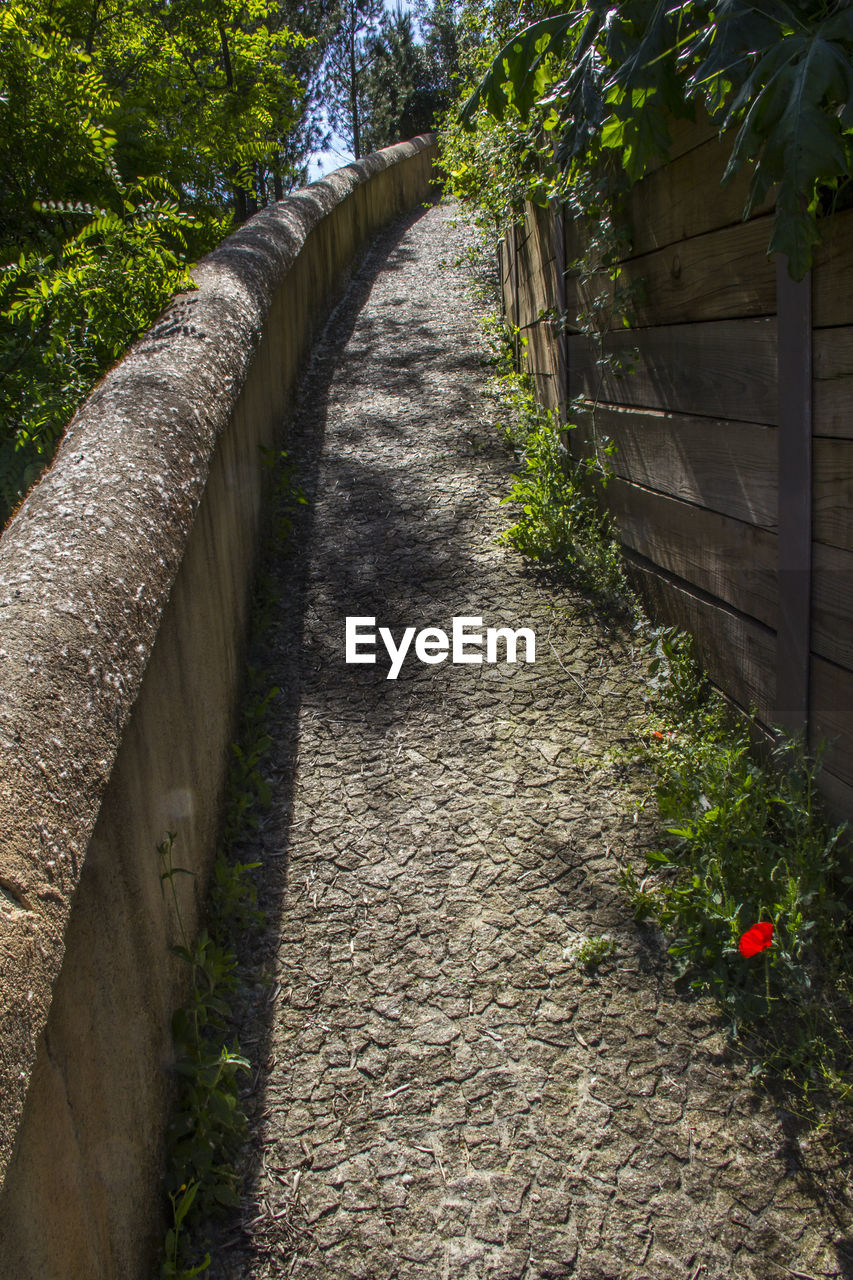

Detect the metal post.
xmin=774 ymin=256 xmax=813 ymax=735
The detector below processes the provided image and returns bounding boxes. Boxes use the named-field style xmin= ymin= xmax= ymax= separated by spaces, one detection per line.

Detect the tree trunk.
xmin=220 ymin=22 xmax=251 ymax=222
xmin=349 ymin=4 xmax=361 ymax=160
xmin=85 ymin=0 xmax=100 ymax=55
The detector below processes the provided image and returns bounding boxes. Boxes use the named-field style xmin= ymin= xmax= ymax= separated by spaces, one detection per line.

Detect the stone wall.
xmin=0 ymin=136 xmax=437 ymax=1279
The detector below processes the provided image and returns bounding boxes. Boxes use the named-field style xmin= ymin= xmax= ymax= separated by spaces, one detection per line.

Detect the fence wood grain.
xmin=626 ymin=559 xmax=776 ymax=722
xmin=627 ymin=137 xmax=774 ymax=256
xmin=570 ymin=216 xmax=776 ymax=331
xmin=607 ymin=479 xmax=778 ymax=626
xmin=573 ymin=406 xmax=777 ymax=528
xmin=568 ymin=319 xmax=778 ymax=423
xmin=505 ymin=117 xmax=853 ymax=818
xmin=812 ymin=542 xmax=853 ymax=670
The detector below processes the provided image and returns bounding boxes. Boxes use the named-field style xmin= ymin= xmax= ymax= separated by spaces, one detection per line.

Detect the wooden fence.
xmin=501 ymin=120 xmax=853 ymax=821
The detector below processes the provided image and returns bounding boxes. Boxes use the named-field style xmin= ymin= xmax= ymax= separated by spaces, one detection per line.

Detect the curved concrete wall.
xmin=0 ymin=135 xmax=436 ymax=1278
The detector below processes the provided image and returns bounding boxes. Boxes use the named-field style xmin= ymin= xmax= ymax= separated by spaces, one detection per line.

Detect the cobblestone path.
xmin=213 ymin=204 xmax=852 ymax=1279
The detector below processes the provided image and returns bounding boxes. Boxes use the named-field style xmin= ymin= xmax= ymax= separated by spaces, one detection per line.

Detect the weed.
xmin=477 ymin=311 xmax=627 ymax=601
xmin=260 ymin=445 xmax=308 ymax=548
xmin=158 ymin=445 xmax=300 ymax=1277
xmin=470 ymin=218 xmax=853 ymax=1128
xmin=633 ymin=629 xmax=853 ymax=1116
xmin=563 ymin=933 xmax=617 ymax=972
xmin=618 ymin=861 xmax=661 ymax=923
xmin=498 ymin=409 xmax=623 ymax=597
xmin=158 ymin=834 xmax=252 ymax=1277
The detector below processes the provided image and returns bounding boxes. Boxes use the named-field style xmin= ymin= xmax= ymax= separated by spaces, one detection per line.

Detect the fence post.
xmin=512 ymin=221 xmax=520 ymax=367
xmin=552 ymin=200 xmax=568 ymax=424
xmin=497 ymin=238 xmax=504 ymax=320
xmin=775 ymin=257 xmax=813 ymax=736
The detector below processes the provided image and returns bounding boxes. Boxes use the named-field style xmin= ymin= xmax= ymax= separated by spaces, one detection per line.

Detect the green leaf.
xmin=460 ymin=14 xmax=579 ymax=125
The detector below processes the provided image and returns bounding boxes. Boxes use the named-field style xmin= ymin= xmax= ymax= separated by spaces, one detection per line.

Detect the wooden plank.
xmin=627 ymin=558 xmax=776 ymax=723
xmin=606 ymin=479 xmax=778 ymax=627
xmin=813 ymin=208 xmax=853 ymax=328
xmin=512 ymin=203 xmax=563 ymax=414
xmin=812 ymin=543 xmax=853 ymax=670
xmin=511 ymin=222 xmax=520 ymax=362
xmin=572 ymin=405 xmax=777 ymax=529
xmin=650 ymin=109 xmax=719 ymax=167
xmin=627 ymin=136 xmax=775 ymax=258
xmin=630 ymin=562 xmax=852 ymax=823
xmin=567 ymin=216 xmax=776 ymax=331
xmin=553 ymin=204 xmax=568 ymax=420
xmin=813 ymin=438 xmax=853 ymax=551
xmin=523 ymin=317 xmax=562 ymax=417
xmin=517 ymin=210 xmax=557 ymax=314
xmin=810 ymin=656 xmax=853 ymax=794
xmin=812 ymin=766 xmax=853 ymax=827
xmin=813 ymin=328 xmax=853 ymax=439
xmin=618 ymin=216 xmax=776 ymax=327
xmin=568 ymin=318 xmax=778 ymax=424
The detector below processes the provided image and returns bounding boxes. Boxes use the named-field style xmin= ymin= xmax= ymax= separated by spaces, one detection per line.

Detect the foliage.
xmin=0 ymin=172 xmax=208 ymax=521
xmin=623 ymin=628 xmax=853 ymax=1111
xmin=461 ymin=0 xmax=853 ymax=278
xmin=0 ymin=0 xmax=334 ymax=526
xmin=325 ymin=0 xmax=460 ymax=159
xmin=437 ymin=0 xmax=546 ymax=239
xmin=26 ymin=0 xmax=321 ymax=210
xmin=440 ymin=107 xmax=540 ymax=241
xmin=360 ymin=7 xmax=446 ymax=154
xmin=416 ymin=0 xmax=463 ymax=106
xmin=323 ymin=0 xmax=386 ymax=159
xmin=562 ymin=932 xmax=617 ymax=971
xmin=481 ymin=321 xmax=625 ymax=597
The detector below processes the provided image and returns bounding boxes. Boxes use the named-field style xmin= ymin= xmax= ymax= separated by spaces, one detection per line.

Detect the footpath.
xmin=209 ymin=202 xmax=850 ymax=1280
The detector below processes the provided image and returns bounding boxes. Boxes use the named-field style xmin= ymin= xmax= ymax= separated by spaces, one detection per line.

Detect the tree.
xmin=418 ymin=0 xmax=461 ymax=106
xmin=360 ymin=7 xmax=433 ymax=153
xmin=0 ymin=0 xmax=337 ymax=523
xmin=324 ymin=0 xmax=461 ymax=159
xmin=323 ymin=0 xmax=384 ymax=160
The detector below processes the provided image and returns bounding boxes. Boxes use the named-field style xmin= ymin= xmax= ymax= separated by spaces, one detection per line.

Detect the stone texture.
xmin=205 ymin=205 xmax=853 ymax=1278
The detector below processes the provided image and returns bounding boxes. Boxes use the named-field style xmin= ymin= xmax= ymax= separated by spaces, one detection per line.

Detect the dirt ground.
xmin=204 ymin=203 xmax=853 ymax=1280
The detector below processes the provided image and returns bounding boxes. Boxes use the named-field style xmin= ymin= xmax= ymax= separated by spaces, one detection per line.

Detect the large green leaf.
xmin=460 ymin=13 xmax=579 ymax=125
xmin=721 ymin=14 xmax=853 ymax=276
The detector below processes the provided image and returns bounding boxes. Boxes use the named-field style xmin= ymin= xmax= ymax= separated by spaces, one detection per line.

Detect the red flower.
xmin=738 ymin=921 xmax=774 ymax=958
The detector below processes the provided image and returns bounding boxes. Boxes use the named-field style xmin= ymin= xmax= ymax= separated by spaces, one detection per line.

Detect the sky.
xmin=309 ymin=138 xmax=356 ymax=182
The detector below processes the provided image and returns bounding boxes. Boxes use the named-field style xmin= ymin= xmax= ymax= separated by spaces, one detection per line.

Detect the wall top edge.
xmin=0 ymin=134 xmax=437 ymax=1184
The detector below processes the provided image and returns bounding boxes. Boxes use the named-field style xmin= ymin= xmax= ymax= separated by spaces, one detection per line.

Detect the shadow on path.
xmin=203 ymin=203 xmax=852 ymax=1280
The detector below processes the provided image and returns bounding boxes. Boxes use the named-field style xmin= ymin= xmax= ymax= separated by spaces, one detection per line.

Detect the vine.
xmin=461 ymin=0 xmax=853 ymax=280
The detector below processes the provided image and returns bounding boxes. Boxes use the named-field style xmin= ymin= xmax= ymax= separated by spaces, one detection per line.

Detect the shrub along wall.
xmin=0 ymin=136 xmax=436 ymax=1279
xmin=502 ymin=119 xmax=853 ymax=822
